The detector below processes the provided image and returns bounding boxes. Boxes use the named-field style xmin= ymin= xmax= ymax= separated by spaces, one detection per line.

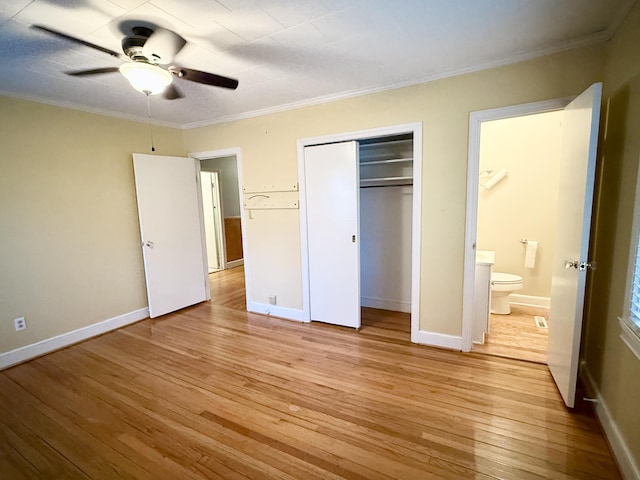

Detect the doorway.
xmin=473 ymin=110 xmax=564 ymax=362
xmin=462 ymin=98 xmax=570 ymax=359
xmin=461 ymin=83 xmax=602 ymax=402
xmin=197 ymin=153 xmax=244 ymax=271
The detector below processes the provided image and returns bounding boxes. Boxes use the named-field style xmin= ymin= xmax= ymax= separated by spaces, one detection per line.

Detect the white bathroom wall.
xmin=477 ymin=110 xmax=564 ymax=298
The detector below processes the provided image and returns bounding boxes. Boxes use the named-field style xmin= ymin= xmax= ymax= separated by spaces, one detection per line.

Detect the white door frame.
xmin=297 ymin=122 xmax=422 ymax=342
xmin=190 ymin=147 xmax=250 ymax=306
xmin=461 ymin=98 xmax=571 ymax=352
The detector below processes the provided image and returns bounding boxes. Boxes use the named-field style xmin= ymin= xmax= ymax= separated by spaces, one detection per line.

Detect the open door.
xmin=547 ymin=83 xmax=602 ymax=408
xmin=201 ymin=171 xmax=224 ymax=272
xmin=304 ymin=141 xmax=361 ymax=329
xmin=133 ymin=153 xmax=209 ymax=318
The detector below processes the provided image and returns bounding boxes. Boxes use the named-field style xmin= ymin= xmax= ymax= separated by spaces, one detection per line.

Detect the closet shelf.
xmin=360 ymin=176 xmax=413 ymax=188
xmin=359 ymin=138 xmax=412 ymax=148
xmin=359 ymin=158 xmax=413 ymax=166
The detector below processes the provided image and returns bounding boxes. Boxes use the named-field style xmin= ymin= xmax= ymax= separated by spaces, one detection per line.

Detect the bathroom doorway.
xmin=463 ymin=99 xmax=568 ymax=363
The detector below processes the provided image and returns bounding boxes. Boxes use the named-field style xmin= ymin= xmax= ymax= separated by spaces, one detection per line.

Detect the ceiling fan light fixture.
xmin=119 ymin=62 xmax=172 ymax=95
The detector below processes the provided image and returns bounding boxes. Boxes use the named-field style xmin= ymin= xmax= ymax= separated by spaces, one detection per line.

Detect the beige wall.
xmin=0 ymin=43 xmax=607 ymax=352
xmin=477 ymin=111 xmax=563 ymax=298
xmin=584 ymin=1 xmax=640 ymax=472
xmin=185 ymin=44 xmax=604 ymax=336
xmin=0 ymin=17 xmax=635 ymax=469
xmin=0 ymin=97 xmax=185 ymax=353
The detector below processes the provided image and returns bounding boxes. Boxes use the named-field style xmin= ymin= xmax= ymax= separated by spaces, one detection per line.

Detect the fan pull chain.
xmin=145 ymin=92 xmax=156 ymax=152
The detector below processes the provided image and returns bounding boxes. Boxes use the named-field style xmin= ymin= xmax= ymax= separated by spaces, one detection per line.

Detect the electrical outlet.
xmin=14 ymin=317 xmax=26 ymax=331
xmin=268 ymin=295 xmax=277 ymax=305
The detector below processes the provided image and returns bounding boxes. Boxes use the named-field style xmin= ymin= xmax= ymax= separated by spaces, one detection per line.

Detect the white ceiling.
xmin=0 ymin=0 xmax=635 ymax=128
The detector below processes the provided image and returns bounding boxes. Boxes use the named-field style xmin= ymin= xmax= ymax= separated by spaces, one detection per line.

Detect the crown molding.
xmin=181 ymin=30 xmax=610 ymax=130
xmin=0 ymin=89 xmax=182 ymax=129
xmin=1 ymin=25 xmax=614 ymax=131
xmin=606 ymin=0 xmax=639 ymax=38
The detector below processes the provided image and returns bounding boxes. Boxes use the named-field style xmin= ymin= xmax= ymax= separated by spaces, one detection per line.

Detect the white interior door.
xmin=201 ymin=171 xmax=224 ymax=271
xmin=547 ymin=83 xmax=602 ymax=408
xmin=305 ymin=142 xmax=360 ymax=328
xmin=133 ymin=153 xmax=208 ymax=318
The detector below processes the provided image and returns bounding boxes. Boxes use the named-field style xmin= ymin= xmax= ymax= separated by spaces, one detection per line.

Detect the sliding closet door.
xmin=304 ymin=142 xmax=361 ymax=329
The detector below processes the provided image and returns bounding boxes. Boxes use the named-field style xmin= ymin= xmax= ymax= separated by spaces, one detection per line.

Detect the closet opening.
xmin=359 ymin=134 xmax=414 ymax=338
xmin=298 ymin=123 xmax=422 ymax=343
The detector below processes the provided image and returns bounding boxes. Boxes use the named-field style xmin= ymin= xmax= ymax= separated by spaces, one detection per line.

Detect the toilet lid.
xmin=491 ymin=272 xmax=523 ymax=284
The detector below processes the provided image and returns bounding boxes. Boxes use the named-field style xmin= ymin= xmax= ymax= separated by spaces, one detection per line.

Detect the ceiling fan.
xmin=31 ymin=24 xmax=239 ymax=99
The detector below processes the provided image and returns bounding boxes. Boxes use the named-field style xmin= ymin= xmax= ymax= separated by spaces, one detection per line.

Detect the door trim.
xmin=461 ymin=98 xmax=571 ymax=352
xmin=297 ymin=122 xmax=422 ymax=342
xmin=190 ymin=148 xmax=250 ymax=308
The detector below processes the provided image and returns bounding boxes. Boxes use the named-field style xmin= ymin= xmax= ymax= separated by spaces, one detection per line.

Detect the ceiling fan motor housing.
xmin=122 ymin=36 xmax=154 ymax=63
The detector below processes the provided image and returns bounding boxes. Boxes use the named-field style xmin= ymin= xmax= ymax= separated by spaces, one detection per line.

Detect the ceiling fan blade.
xmin=66 ymin=67 xmax=120 ymax=77
xmin=31 ymin=25 xmax=123 ymax=59
xmin=142 ymin=28 xmax=186 ymax=65
xmin=168 ymin=66 xmax=239 ymax=90
xmin=163 ymin=83 xmax=184 ymax=100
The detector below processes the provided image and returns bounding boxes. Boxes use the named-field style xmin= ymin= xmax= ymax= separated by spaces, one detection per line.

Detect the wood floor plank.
xmin=0 ymin=267 xmax=621 ymax=479
xmin=0 ymin=405 xmax=90 ymax=480
xmin=472 ymin=304 xmax=549 ymax=363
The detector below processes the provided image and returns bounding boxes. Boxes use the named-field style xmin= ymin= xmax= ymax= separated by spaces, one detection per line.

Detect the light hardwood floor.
xmin=472 ymin=304 xmax=550 ymax=364
xmin=0 ymin=267 xmax=620 ymax=479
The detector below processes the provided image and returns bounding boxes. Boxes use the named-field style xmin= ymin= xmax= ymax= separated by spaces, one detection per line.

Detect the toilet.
xmin=490 ymin=272 xmax=523 ymax=314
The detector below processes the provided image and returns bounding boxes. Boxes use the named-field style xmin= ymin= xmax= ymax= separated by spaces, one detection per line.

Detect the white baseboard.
xmin=0 ymin=307 xmax=149 ymax=371
xmin=361 ymin=296 xmax=411 ymax=313
xmin=225 ymin=259 xmax=244 ymax=269
xmin=580 ymin=363 xmax=639 ymax=480
xmin=510 ymin=294 xmax=550 ymax=308
xmin=247 ymin=302 xmax=306 ymax=322
xmin=411 ymin=329 xmax=463 ymax=350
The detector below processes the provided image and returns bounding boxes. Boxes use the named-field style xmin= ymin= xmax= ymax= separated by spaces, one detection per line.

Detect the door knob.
xmin=579 ymin=260 xmax=597 ymax=271
xmin=564 ymin=260 xmax=597 ymax=271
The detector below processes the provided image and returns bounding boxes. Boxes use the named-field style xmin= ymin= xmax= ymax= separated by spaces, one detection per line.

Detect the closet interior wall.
xmin=359 ymin=135 xmax=413 ymax=313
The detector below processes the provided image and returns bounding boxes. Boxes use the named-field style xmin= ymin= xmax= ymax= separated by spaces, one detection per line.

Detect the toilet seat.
xmin=491 ymin=272 xmax=523 ymax=285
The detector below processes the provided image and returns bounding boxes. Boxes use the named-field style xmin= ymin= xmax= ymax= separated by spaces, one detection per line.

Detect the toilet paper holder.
xmin=521 ymin=238 xmax=541 ymax=246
